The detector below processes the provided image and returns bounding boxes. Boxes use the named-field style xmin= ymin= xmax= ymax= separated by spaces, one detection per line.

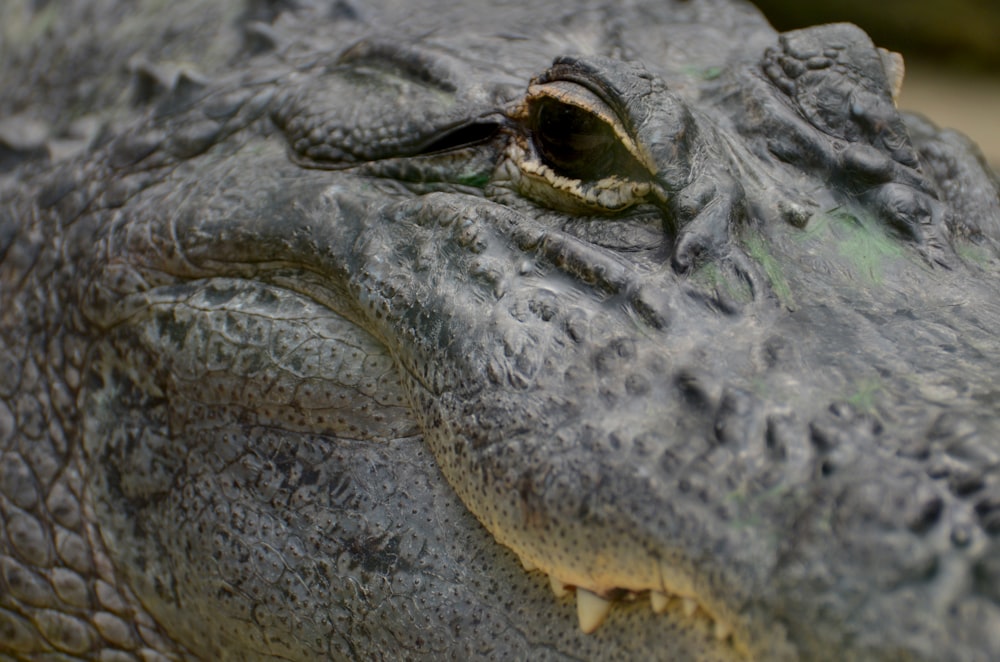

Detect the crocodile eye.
xmin=531 ymin=97 xmax=619 ymax=181
xmin=508 ymin=77 xmax=656 ymax=213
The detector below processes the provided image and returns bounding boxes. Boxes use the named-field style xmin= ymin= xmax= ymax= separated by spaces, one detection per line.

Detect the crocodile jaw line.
xmin=512 ymin=547 xmax=743 ymax=650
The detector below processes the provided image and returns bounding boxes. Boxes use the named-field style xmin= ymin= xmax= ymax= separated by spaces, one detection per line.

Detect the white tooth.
xmin=549 ymin=575 xmax=571 ymax=599
xmin=715 ymin=620 xmax=733 ymax=641
xmin=681 ymin=597 xmax=698 ymax=618
xmin=576 ymin=588 xmax=612 ymax=633
xmin=878 ymin=48 xmax=906 ymax=103
xmin=650 ymin=591 xmax=670 ymax=614
xmin=659 ymin=563 xmax=697 ymax=598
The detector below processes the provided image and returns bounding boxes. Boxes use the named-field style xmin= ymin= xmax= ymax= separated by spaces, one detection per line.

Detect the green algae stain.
xmin=699 ymin=66 xmax=724 ymax=80
xmin=457 ymin=172 xmax=491 ymax=188
xmin=691 ymin=262 xmax=753 ymax=305
xmin=744 ymin=234 xmax=795 ymax=309
xmin=799 ymin=211 xmax=905 ymax=284
xmin=835 ymin=214 xmax=904 ymax=284
xmin=956 ymin=240 xmax=993 ymax=267
xmin=681 ymin=65 xmax=725 ymax=81
xmin=846 ymin=377 xmax=882 ymax=413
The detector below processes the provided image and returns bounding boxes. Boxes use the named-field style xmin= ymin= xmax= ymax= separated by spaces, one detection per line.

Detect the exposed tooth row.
xmin=650 ymin=590 xmax=697 ymax=618
xmin=514 ymin=551 xmax=734 ymax=643
xmin=560 ymin=580 xmax=732 ymax=643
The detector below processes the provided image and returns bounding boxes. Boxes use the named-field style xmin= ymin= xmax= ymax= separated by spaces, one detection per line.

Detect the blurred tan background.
xmin=754 ymin=0 xmax=1000 ymax=168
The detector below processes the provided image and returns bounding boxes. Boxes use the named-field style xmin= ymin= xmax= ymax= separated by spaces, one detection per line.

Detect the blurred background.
xmin=754 ymin=0 xmax=1000 ymax=169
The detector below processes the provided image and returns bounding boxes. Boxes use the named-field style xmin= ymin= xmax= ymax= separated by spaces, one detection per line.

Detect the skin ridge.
xmin=2 ymin=0 xmax=1000 ymax=660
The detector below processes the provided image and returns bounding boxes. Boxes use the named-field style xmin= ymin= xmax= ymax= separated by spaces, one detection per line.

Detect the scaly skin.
xmin=2 ymin=0 xmax=1000 ymax=659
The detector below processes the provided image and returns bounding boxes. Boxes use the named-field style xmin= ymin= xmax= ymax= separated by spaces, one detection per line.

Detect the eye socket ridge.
xmin=524 ymin=83 xmax=651 ymax=183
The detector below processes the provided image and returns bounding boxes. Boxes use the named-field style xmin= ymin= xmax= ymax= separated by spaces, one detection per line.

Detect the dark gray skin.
xmin=3 ymin=0 xmax=1000 ymax=659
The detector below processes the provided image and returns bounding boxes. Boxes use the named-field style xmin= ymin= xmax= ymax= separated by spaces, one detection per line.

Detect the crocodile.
xmin=2 ymin=0 xmax=1000 ymax=659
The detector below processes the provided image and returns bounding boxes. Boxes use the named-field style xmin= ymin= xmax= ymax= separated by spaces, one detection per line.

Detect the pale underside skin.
xmin=3 ymin=0 xmax=1000 ymax=661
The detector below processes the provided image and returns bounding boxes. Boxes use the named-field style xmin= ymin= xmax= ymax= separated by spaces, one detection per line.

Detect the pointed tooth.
xmin=681 ymin=597 xmax=698 ymax=618
xmin=715 ymin=620 xmax=733 ymax=641
xmin=576 ymin=588 xmax=612 ymax=633
xmin=650 ymin=591 xmax=670 ymax=614
xmin=878 ymin=48 xmax=906 ymax=103
xmin=549 ymin=575 xmax=571 ymax=599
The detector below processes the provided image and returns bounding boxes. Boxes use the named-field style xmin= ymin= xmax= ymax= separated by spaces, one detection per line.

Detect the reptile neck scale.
xmin=2 ymin=0 xmax=1000 ymax=659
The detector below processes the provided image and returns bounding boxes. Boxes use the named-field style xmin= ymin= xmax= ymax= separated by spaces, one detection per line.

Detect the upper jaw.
xmin=371 ymin=194 xmax=998 ymax=660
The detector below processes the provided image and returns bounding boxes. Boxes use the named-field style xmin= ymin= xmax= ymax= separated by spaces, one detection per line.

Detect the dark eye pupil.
xmin=532 ymin=98 xmax=616 ymax=180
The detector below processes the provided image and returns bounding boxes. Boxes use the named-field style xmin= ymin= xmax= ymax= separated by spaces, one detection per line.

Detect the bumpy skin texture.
xmin=3 ymin=0 xmax=1000 ymax=660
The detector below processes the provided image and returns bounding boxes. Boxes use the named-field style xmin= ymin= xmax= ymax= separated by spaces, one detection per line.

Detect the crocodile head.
xmin=4 ymin=0 xmax=1000 ymax=659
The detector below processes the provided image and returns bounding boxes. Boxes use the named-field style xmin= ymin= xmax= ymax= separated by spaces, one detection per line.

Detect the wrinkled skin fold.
xmin=2 ymin=0 xmax=1000 ymax=660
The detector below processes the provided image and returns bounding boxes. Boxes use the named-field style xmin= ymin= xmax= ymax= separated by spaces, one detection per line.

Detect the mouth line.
xmin=514 ymin=552 xmax=744 ymax=649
